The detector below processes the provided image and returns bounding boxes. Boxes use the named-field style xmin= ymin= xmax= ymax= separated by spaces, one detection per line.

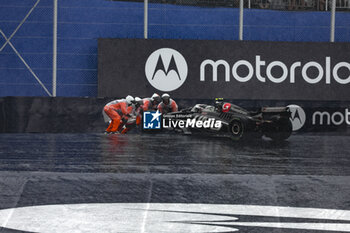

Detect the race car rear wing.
xmin=261 ymin=107 xmax=289 ymax=113
xmin=260 ymin=107 xmax=291 ymax=120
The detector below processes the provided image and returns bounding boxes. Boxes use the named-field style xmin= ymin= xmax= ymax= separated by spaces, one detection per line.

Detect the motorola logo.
xmin=145 ymin=48 xmax=188 ymax=92
xmin=312 ymin=108 xmax=350 ymax=126
xmin=287 ymin=104 xmax=306 ymax=131
xmin=200 ymin=56 xmax=350 ymax=84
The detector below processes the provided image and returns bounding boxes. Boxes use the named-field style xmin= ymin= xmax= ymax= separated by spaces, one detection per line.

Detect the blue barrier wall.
xmin=0 ymin=0 xmax=349 ymax=97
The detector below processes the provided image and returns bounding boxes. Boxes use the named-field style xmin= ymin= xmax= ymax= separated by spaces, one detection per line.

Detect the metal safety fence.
xmin=142 ymin=0 xmax=345 ymax=41
xmin=117 ymin=0 xmax=350 ymax=10
xmin=248 ymin=0 xmax=350 ymax=11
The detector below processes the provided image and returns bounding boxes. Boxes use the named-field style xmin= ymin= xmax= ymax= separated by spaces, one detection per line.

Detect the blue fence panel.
xmin=57 ymin=70 xmax=97 ymax=85
xmin=244 ymin=9 xmax=331 ymax=42
xmin=55 ymin=0 xmax=143 ymax=97
xmin=0 ymin=0 xmax=52 ymax=7
xmin=58 ymin=39 xmax=98 ymax=54
xmin=0 ymin=83 xmax=52 ymax=96
xmin=0 ymin=54 xmax=52 ymax=70
xmin=0 ymin=0 xmax=52 ymax=97
xmin=149 ymin=4 xmax=239 ymax=40
xmin=335 ymin=12 xmax=350 ymax=42
xmin=2 ymin=37 xmax=52 ymax=53
xmin=0 ymin=68 xmax=51 ymax=84
xmin=56 ymin=84 xmax=97 ymax=97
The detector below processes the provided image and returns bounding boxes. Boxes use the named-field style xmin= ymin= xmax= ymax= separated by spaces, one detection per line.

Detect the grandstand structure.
xmin=0 ymin=0 xmax=349 ymax=97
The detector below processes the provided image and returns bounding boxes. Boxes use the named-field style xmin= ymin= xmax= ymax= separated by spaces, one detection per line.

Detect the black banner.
xmin=98 ymin=39 xmax=350 ymax=101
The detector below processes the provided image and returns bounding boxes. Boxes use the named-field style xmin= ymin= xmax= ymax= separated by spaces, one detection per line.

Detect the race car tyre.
xmin=264 ymin=117 xmax=292 ymax=141
xmin=230 ymin=119 xmax=244 ymax=140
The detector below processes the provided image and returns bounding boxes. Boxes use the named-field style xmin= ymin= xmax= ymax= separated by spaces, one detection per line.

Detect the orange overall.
xmin=142 ymin=98 xmax=158 ymax=111
xmin=104 ymin=100 xmax=132 ymax=133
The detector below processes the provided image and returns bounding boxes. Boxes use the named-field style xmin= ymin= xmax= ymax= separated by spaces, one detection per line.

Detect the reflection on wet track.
xmin=0 ymin=133 xmax=349 ymax=175
xmin=0 ymin=133 xmax=349 ymax=233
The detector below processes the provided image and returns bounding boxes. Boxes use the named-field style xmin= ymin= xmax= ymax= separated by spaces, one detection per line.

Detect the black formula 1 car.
xmin=162 ymin=101 xmax=293 ymax=141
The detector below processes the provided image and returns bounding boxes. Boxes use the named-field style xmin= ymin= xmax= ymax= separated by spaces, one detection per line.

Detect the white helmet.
xmin=151 ymin=93 xmax=161 ymax=104
xmin=161 ymin=93 xmax=170 ymax=99
xmin=134 ymin=97 xmax=143 ymax=105
xmin=161 ymin=93 xmax=170 ymax=105
xmin=125 ymin=95 xmax=134 ymax=105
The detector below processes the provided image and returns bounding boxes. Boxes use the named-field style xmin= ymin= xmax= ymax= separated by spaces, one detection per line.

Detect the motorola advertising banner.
xmin=98 ymin=38 xmax=350 ymax=101
xmin=286 ymin=105 xmax=350 ymax=133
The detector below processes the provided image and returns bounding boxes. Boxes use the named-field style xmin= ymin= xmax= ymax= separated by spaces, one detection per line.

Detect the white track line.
xmin=141 ymin=178 xmax=153 ymax=233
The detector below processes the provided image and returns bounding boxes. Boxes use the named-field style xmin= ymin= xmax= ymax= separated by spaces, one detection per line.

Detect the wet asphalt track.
xmin=0 ymin=133 xmax=349 ymax=233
